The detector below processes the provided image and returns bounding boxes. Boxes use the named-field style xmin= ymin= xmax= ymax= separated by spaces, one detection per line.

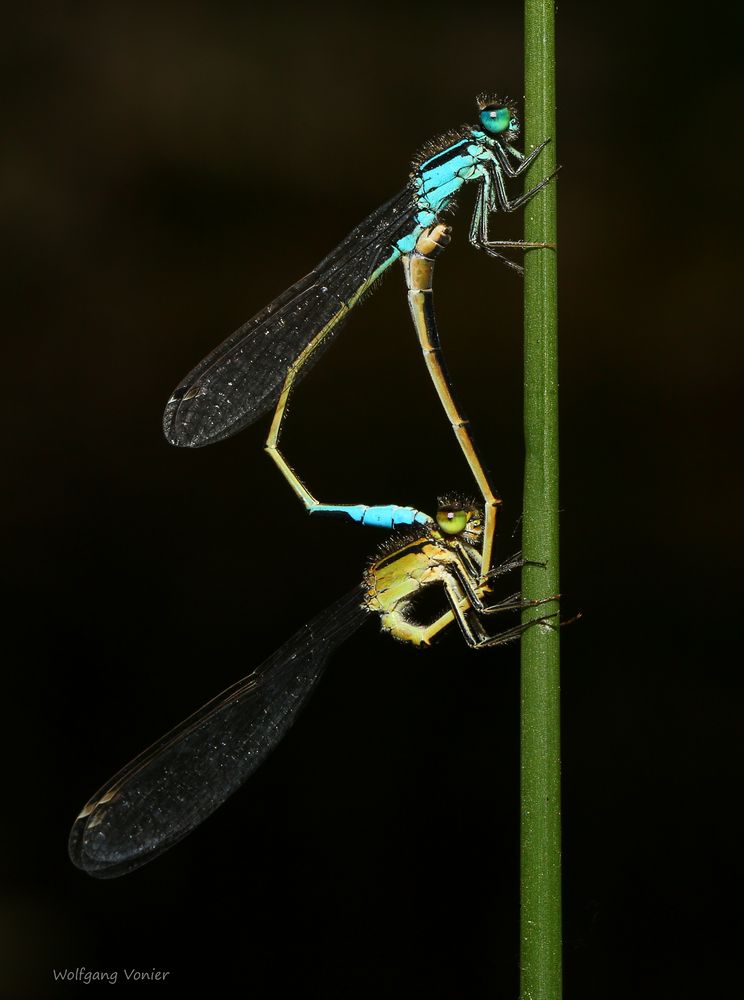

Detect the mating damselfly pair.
xmin=69 ymin=95 xmax=558 ymax=877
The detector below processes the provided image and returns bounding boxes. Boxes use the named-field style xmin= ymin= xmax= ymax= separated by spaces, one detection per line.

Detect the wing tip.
xmin=162 ymin=400 xmax=202 ymax=448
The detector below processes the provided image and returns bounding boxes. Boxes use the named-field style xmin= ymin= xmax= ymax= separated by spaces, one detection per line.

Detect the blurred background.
xmin=3 ymin=2 xmax=743 ymax=996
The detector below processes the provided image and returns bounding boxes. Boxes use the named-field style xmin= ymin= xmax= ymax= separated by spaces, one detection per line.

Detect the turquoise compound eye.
xmin=480 ymin=107 xmax=511 ymax=135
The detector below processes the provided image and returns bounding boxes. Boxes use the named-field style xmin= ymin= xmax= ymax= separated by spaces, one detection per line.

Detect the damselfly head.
xmin=435 ymin=497 xmax=484 ymax=546
xmin=476 ymin=94 xmax=520 ymax=140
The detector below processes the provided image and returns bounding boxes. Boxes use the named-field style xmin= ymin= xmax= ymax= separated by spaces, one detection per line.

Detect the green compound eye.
xmin=436 ymin=509 xmax=469 ymax=535
xmin=479 ymin=107 xmax=511 ymax=135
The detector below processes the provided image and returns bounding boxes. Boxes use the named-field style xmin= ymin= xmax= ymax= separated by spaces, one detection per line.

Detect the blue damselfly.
xmin=164 ymin=95 xmax=556 ymax=581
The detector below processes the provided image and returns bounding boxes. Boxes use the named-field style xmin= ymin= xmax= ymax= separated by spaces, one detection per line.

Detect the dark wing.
xmin=69 ymin=587 xmax=368 ymax=878
xmin=164 ymin=187 xmax=420 ymax=448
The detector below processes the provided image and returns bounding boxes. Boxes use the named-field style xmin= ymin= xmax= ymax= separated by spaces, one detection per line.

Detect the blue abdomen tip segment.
xmin=310 ymin=504 xmax=432 ymax=528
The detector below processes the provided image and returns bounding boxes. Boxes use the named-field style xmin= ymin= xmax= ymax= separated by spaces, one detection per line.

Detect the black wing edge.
xmin=69 ymin=586 xmax=369 ymax=879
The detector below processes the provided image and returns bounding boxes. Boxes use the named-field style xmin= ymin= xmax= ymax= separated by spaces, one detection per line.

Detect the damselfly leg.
xmin=468 ymin=162 xmax=558 ymax=272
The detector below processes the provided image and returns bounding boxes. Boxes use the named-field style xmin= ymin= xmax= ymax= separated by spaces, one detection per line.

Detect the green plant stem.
xmin=520 ymin=1 xmax=562 ymax=998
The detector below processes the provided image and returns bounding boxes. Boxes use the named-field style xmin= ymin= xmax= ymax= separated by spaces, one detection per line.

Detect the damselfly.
xmin=69 ymin=497 xmax=553 ymax=878
xmin=163 ymin=95 xmax=556 ymax=580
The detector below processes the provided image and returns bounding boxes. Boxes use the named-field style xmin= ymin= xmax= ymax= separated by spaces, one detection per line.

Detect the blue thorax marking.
xmin=393 ymin=130 xmax=498 ymax=270
xmin=417 ymin=149 xmax=482 ymax=192
xmin=411 ymin=131 xmax=495 ymax=220
xmin=310 ymin=504 xmax=432 ymax=528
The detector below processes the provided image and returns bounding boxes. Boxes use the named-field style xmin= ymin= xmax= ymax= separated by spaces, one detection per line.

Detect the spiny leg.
xmin=479 ymin=592 xmax=560 ymax=615
xmin=401 ymin=568 xmax=557 ymax=647
xmin=433 ymin=569 xmax=558 ymax=648
xmin=414 ymin=604 xmax=557 ymax=649
xmin=469 ymin=183 xmax=542 ymax=272
xmin=446 ymin=548 xmax=499 ymax=614
xmin=469 ymin=178 xmax=555 ymax=273
xmin=402 ymin=225 xmax=500 ymax=583
xmin=489 ymin=159 xmax=560 ymax=214
xmin=442 ymin=547 xmax=557 ymax=617
xmin=471 ymin=613 xmax=559 ymax=649
xmin=497 ymin=139 xmax=551 ymax=178
xmin=487 ymin=550 xmax=528 ymax=579
xmin=436 ymin=544 xmax=514 ymax=615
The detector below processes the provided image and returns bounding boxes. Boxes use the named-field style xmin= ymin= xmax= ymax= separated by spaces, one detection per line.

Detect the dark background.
xmin=3 ymin=2 xmax=743 ymax=997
